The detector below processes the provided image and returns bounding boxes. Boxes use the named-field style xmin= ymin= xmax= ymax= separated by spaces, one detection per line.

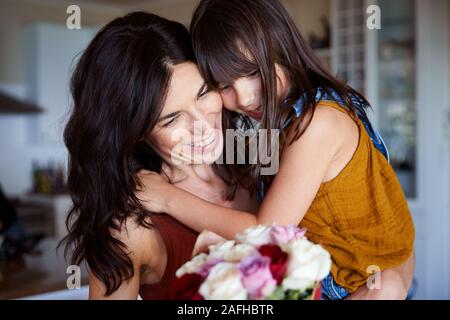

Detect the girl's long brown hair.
xmin=190 ymin=0 xmax=372 ymax=192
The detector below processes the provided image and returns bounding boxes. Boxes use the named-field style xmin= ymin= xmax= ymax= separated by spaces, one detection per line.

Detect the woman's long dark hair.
xmin=190 ymin=0 xmax=372 ymax=192
xmin=59 ymin=12 xmax=196 ymax=296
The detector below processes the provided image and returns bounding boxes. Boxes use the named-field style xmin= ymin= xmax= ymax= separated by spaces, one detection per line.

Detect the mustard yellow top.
xmin=299 ymin=101 xmax=415 ymax=293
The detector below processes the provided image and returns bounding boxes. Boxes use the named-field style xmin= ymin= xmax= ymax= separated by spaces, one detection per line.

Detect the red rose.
xmin=169 ymin=273 xmax=204 ymax=300
xmin=258 ymin=244 xmax=288 ymax=285
xmin=312 ymin=282 xmax=322 ymax=300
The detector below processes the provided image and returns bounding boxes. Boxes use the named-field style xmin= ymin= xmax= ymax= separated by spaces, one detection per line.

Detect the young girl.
xmin=138 ymin=0 xmax=415 ymax=299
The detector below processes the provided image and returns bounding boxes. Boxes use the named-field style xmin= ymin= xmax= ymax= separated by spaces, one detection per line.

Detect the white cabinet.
xmin=25 ymin=23 xmax=97 ymax=147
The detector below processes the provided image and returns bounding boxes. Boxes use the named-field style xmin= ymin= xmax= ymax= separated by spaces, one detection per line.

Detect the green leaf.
xmin=265 ymin=286 xmax=286 ymax=300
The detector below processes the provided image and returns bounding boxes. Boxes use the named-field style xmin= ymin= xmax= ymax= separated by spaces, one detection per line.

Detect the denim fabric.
xmin=321 ymin=272 xmax=350 ymax=300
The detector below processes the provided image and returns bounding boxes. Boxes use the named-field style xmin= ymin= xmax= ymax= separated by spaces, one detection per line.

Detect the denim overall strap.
xmin=287 ymin=87 xmax=390 ymax=161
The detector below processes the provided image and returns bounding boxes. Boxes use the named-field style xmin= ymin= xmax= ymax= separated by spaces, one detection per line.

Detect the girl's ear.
xmin=274 ymin=63 xmax=291 ymax=98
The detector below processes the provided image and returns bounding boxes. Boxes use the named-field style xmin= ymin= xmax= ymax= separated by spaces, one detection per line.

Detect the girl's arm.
xmin=164 ymin=186 xmax=256 ymax=239
xmin=138 ymin=106 xmax=341 ymax=239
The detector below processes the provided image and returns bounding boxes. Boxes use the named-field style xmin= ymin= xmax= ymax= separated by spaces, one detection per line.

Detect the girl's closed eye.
xmin=247 ymin=70 xmax=260 ymax=77
xmin=219 ymin=84 xmax=231 ymax=91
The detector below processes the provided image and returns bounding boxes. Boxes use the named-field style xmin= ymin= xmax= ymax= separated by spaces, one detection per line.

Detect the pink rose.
xmin=238 ymin=254 xmax=276 ymax=299
xmin=270 ymin=225 xmax=306 ymax=245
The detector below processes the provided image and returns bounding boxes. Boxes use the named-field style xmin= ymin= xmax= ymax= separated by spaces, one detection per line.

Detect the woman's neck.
xmin=161 ymin=162 xmax=229 ymax=205
xmin=162 ymin=162 xmax=217 ymax=184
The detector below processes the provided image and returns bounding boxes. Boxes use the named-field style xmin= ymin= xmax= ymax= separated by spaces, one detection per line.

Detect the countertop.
xmin=0 ymin=237 xmax=88 ymax=299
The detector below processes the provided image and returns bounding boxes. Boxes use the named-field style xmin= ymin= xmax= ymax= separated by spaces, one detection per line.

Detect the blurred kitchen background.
xmin=0 ymin=0 xmax=448 ymax=299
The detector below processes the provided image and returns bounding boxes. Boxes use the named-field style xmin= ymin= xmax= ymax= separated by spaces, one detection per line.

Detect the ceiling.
xmin=70 ymin=0 xmax=185 ymax=8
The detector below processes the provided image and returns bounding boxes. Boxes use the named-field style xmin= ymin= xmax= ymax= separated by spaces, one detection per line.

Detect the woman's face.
xmin=150 ymin=62 xmax=224 ymax=165
xmin=219 ymin=63 xmax=289 ymax=121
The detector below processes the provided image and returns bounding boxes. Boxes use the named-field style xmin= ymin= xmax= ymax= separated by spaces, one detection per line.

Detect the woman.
xmin=137 ymin=0 xmax=415 ymax=300
xmin=60 ymin=11 xmax=257 ymax=299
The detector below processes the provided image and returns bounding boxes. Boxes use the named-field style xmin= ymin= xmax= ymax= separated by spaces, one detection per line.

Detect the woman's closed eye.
xmin=161 ymin=113 xmax=181 ymax=128
xmin=197 ymin=87 xmax=210 ymax=100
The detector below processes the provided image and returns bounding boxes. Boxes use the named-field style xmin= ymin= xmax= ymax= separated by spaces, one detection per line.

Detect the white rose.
xmin=175 ymin=253 xmax=208 ymax=277
xmin=208 ymin=240 xmax=236 ymax=260
xmin=223 ymin=243 xmax=257 ymax=262
xmin=236 ymin=225 xmax=272 ymax=246
xmin=281 ymin=238 xmax=332 ymax=292
xmin=199 ymin=262 xmax=248 ymax=300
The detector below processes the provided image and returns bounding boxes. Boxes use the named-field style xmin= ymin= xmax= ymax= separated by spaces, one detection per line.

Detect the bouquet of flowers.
xmin=170 ymin=224 xmax=331 ymax=300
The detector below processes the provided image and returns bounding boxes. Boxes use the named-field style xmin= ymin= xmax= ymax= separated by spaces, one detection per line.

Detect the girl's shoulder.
xmin=285 ymin=101 xmax=357 ymax=146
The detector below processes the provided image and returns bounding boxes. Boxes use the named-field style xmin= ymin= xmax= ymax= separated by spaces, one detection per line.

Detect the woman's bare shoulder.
xmin=89 ymin=216 xmax=166 ymax=299
xmin=113 ymin=215 xmax=165 ymax=268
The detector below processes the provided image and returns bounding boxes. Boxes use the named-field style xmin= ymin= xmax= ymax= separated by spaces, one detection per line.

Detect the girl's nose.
xmin=233 ymin=80 xmax=256 ymax=109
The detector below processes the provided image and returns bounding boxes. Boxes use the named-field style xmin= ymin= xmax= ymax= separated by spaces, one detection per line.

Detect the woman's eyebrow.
xmin=196 ymin=82 xmax=207 ymax=98
xmin=158 ymin=83 xmax=207 ymax=122
xmin=158 ymin=111 xmax=180 ymax=122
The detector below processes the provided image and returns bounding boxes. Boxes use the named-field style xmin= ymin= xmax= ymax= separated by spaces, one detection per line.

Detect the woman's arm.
xmin=89 ymin=271 xmax=141 ymax=300
xmin=137 ymin=106 xmax=341 ymax=239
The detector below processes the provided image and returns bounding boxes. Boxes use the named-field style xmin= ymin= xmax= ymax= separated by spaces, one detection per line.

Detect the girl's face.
xmin=149 ymin=62 xmax=224 ymax=165
xmin=218 ymin=63 xmax=290 ymax=121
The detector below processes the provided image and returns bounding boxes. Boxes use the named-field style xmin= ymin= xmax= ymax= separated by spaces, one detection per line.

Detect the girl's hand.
xmin=191 ymin=230 xmax=227 ymax=257
xmin=136 ymin=170 xmax=173 ymax=213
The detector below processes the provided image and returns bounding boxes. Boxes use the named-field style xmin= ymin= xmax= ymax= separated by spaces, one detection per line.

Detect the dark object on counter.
xmin=0 ymin=184 xmax=44 ymax=260
xmin=31 ymin=161 xmax=68 ymax=195
xmin=308 ymin=15 xmax=331 ymax=50
xmin=0 ymin=90 xmax=42 ymax=114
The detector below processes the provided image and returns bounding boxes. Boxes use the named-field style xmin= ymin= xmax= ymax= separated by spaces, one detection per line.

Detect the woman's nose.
xmin=189 ymin=107 xmax=214 ymax=134
xmin=191 ymin=106 xmax=208 ymax=122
